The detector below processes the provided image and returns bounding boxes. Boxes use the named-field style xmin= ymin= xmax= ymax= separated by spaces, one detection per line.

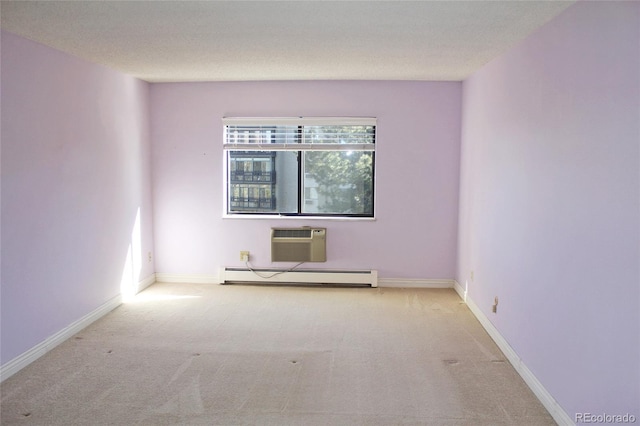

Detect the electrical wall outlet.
xmin=492 ymin=296 xmax=499 ymax=313
xmin=148 ymin=252 xmax=152 ymax=263
xmin=240 ymin=251 xmax=250 ymax=262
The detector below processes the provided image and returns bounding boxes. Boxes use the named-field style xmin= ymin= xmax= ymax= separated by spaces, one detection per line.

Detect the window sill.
xmin=222 ymin=214 xmax=376 ymax=222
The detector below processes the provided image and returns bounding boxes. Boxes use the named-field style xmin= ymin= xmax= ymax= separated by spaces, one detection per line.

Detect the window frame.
xmin=222 ymin=117 xmax=376 ymax=219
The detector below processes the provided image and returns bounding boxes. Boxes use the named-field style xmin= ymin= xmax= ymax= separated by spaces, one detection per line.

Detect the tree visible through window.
xmin=223 ymin=117 xmax=376 ymax=217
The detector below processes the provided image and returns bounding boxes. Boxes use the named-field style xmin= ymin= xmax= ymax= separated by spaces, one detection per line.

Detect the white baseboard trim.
xmin=155 ymin=273 xmax=221 ymax=284
xmin=453 ymin=279 xmax=467 ymax=302
xmin=1 ymin=293 xmax=121 ymax=382
xmin=454 ymin=281 xmax=573 ymax=426
xmin=137 ymin=273 xmax=156 ymax=292
xmin=0 ymin=274 xmax=156 ymax=383
xmin=378 ymin=278 xmax=454 ymax=288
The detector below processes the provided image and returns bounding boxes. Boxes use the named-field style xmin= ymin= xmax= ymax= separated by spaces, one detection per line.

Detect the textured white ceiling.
xmin=0 ymin=0 xmax=575 ymax=82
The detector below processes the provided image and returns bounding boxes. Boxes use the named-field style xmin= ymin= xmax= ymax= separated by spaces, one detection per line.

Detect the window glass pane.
xmin=303 ymin=151 xmax=374 ymax=215
xmin=273 ymin=151 xmax=298 ymax=213
xmin=226 ymin=125 xmax=298 ymax=145
xmin=228 ymin=151 xmax=298 ymax=214
xmin=303 ymin=125 xmax=375 ymax=144
xmin=224 ymin=119 xmax=375 ymax=217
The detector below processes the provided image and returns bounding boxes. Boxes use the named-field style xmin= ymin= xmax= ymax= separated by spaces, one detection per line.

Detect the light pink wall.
xmin=151 ymin=81 xmax=461 ymax=279
xmin=458 ymin=1 xmax=639 ymax=418
xmin=1 ymin=31 xmax=155 ymax=364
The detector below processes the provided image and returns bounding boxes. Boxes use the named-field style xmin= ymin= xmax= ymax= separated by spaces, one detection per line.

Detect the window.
xmin=223 ymin=117 xmax=376 ymax=217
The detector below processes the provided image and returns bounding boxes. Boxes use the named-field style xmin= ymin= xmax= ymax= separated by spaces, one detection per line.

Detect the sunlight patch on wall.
xmin=120 ymin=208 xmax=142 ymax=302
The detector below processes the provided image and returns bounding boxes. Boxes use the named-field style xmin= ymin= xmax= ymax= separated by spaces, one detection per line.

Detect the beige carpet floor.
xmin=1 ymin=283 xmax=556 ymax=425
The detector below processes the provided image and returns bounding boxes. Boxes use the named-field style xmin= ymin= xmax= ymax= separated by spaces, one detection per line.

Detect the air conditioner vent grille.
xmin=271 ymin=227 xmax=326 ymax=262
xmin=273 ymin=229 xmax=312 ymax=238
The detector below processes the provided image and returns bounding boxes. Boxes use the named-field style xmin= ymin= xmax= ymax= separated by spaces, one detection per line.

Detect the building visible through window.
xmin=229 ymin=152 xmax=276 ymax=211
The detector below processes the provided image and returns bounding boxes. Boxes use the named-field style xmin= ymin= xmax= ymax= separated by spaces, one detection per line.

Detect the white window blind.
xmin=222 ymin=117 xmax=376 ymax=151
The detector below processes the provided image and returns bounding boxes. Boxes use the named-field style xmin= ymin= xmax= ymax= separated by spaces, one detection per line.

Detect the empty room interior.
xmin=1 ymin=1 xmax=638 ymax=425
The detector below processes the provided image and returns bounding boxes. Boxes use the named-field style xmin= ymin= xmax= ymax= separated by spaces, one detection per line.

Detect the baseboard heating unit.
xmin=220 ymin=267 xmax=378 ymax=288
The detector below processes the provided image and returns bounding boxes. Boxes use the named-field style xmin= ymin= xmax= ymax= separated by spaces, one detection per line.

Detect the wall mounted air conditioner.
xmin=271 ymin=227 xmax=326 ymax=262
